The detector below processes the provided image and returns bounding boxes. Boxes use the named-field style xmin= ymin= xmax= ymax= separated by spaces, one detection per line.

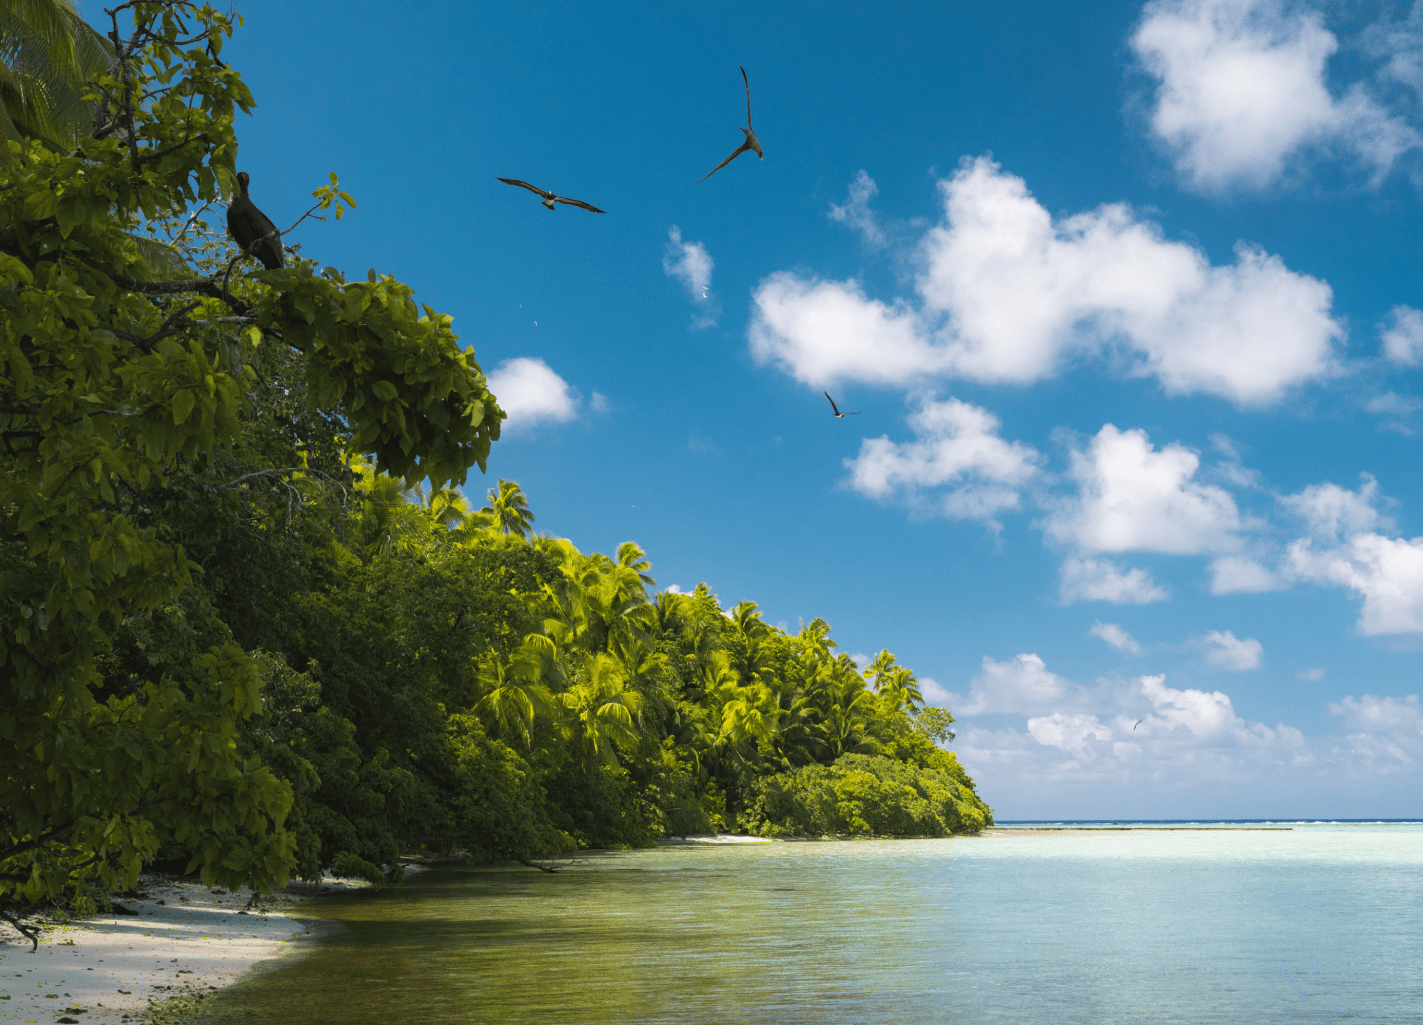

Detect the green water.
xmin=196 ymin=824 xmax=1423 ymax=1024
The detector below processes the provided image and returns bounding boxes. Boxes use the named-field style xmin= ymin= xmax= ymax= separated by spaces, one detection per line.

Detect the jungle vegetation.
xmin=0 ymin=0 xmax=991 ymax=930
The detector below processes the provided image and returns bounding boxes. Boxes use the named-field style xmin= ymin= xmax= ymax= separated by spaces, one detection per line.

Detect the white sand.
xmin=656 ymin=834 xmax=773 ymax=845
xmin=0 ymin=871 xmax=412 ymax=1025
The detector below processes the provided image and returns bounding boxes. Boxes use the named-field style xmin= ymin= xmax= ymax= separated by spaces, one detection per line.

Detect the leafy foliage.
xmin=2 ymin=2 xmax=991 ymax=929
xmin=1 ymin=1 xmax=499 ymax=915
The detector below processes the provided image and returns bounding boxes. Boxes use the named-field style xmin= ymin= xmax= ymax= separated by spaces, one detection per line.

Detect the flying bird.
xmin=696 ymin=66 xmax=763 ymax=183
xmin=496 ymin=178 xmax=606 ymax=213
xmin=1133 ymin=720 xmax=1142 ymax=730
xmin=824 ymin=392 xmax=860 ymax=417
xmin=227 ymin=171 xmax=284 ymax=270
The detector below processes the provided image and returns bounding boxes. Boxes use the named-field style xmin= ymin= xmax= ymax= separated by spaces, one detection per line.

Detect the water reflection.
xmin=194 ymin=829 xmax=1423 ymax=1025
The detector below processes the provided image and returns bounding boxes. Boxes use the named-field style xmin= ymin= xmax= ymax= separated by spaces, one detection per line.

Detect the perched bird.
xmin=824 ymin=392 xmax=860 ymax=417
xmin=696 ymin=66 xmax=763 ymax=183
xmin=495 ymin=178 xmax=606 ymax=213
xmin=226 ymin=171 xmax=284 ymax=270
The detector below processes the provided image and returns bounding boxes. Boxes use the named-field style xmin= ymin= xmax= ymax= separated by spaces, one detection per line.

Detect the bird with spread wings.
xmin=824 ymin=392 xmax=860 ymax=417
xmin=696 ymin=66 xmax=763 ymax=183
xmin=495 ymin=177 xmax=606 ymax=213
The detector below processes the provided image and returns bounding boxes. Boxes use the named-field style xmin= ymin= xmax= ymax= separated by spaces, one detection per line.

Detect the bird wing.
xmin=696 ymin=140 xmax=753 ymax=183
xmin=741 ymin=65 xmax=753 ymax=130
xmin=552 ymin=195 xmax=607 ymax=213
xmin=824 ymin=392 xmax=840 ymax=415
xmin=496 ymin=177 xmax=548 ymax=197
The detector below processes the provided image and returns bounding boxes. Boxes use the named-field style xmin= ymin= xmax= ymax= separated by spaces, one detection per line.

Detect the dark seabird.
xmin=495 ymin=178 xmax=606 ymax=213
xmin=226 ymin=171 xmax=284 ymax=270
xmin=696 ymin=66 xmax=763 ymax=183
xmin=825 ymin=392 xmax=860 ymax=417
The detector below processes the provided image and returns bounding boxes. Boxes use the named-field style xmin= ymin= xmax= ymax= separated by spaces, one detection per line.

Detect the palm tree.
xmin=864 ymin=649 xmax=898 ymax=688
xmin=1 ymin=0 xmax=113 ymax=154
xmin=561 ymin=652 xmax=644 ymax=767
xmin=615 ymin=541 xmax=656 ymax=588
xmin=481 ymin=479 xmax=535 ymax=538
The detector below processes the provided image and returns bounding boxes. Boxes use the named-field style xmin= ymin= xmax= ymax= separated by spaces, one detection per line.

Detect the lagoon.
xmin=197 ymin=822 xmax=1423 ymax=1024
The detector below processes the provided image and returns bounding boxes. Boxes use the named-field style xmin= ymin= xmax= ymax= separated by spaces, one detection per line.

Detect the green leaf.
xmin=171 ymin=389 xmax=195 ymax=425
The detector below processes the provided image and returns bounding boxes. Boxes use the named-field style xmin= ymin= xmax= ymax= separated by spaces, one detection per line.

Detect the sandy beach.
xmin=0 ymin=870 xmax=412 ymax=1025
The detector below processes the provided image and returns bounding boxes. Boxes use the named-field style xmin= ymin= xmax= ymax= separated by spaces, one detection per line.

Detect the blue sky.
xmin=136 ymin=0 xmax=1423 ymax=817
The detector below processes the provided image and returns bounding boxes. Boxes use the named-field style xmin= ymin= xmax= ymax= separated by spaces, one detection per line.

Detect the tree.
xmin=482 ymin=478 xmax=534 ymax=538
xmin=0 ymin=0 xmax=113 ymax=153
xmin=1 ymin=0 xmax=502 ymax=936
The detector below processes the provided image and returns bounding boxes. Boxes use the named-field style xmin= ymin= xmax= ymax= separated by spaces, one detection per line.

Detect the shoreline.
xmin=0 ymin=868 xmax=421 ymax=1025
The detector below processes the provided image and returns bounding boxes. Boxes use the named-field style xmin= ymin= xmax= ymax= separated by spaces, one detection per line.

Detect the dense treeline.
xmin=0 ymin=0 xmax=989 ymax=928
xmin=188 ymin=460 xmax=992 ymax=881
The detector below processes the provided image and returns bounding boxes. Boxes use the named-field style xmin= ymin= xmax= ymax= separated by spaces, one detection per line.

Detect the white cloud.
xmin=750 ymin=158 xmax=1339 ymax=404
xmin=1060 ymin=558 xmax=1170 ymax=604
xmin=952 ymin=673 xmax=1313 ymax=806
xmin=1289 ymin=531 xmax=1423 ymax=635
xmin=1281 ymin=475 xmax=1390 ymax=540
xmin=843 ymin=396 xmax=1041 ymax=527
xmin=1201 ymin=629 xmax=1264 ymax=670
xmin=1209 ymin=555 xmax=1283 ymax=593
xmin=750 ymin=274 xmax=931 ymax=386
xmin=1381 ymin=306 xmax=1423 ymax=365
xmin=1329 ymin=693 xmax=1423 ymax=732
xmin=1367 ymin=393 xmax=1422 ymax=439
xmin=1272 ymin=475 xmax=1423 ymax=635
xmin=590 ymin=391 xmax=611 ymax=415
xmin=1091 ymin=621 xmax=1143 ymax=653
xmin=1028 ymin=713 xmax=1113 ymax=757
xmin=1298 ymin=667 xmax=1326 ymax=681
xmin=1326 ymin=694 xmax=1423 ymax=774
xmin=828 ymin=169 xmax=885 ymax=246
xmin=920 ymin=676 xmax=953 ymax=706
xmin=1132 ymin=0 xmax=1419 ymax=191
xmin=1045 ymin=425 xmax=1247 ymax=555
xmin=663 ymin=226 xmax=718 ymax=329
xmin=1139 ymin=673 xmax=1239 ymax=737
xmin=486 ymin=357 xmax=581 ymax=430
xmin=951 ymin=653 xmax=1069 ymax=715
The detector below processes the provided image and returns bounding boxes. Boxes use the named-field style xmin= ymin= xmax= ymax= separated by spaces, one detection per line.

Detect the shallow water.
xmin=199 ymin=823 xmax=1423 ymax=1024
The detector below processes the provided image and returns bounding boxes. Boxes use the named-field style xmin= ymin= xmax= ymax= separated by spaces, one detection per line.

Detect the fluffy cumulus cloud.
xmin=1381 ymin=306 xmax=1423 ymax=365
xmin=1046 ymin=425 xmax=1247 ymax=555
xmin=1281 ymin=475 xmax=1391 ymax=539
xmin=750 ymin=161 xmax=1339 ymax=404
xmin=1060 ymin=558 xmax=1170 ymax=604
xmin=1028 ymin=713 xmax=1113 ymax=757
xmin=1201 ymin=629 xmax=1264 ymax=670
xmin=1209 ymin=555 xmax=1283 ymax=594
xmin=485 ymin=357 xmax=582 ymax=431
xmin=1272 ymin=475 xmax=1423 ymax=635
xmin=952 ymin=669 xmax=1313 ymax=804
xmin=843 ymin=396 xmax=1041 ymax=526
xmin=1327 ymin=693 xmax=1423 ymax=775
xmin=949 ymin=654 xmax=1069 ymax=715
xmin=663 ymin=226 xmax=718 ymax=329
xmin=1289 ymin=532 xmax=1423 ymax=635
xmin=1132 ymin=0 xmax=1419 ymax=191
xmin=1091 ymin=621 xmax=1143 ymax=653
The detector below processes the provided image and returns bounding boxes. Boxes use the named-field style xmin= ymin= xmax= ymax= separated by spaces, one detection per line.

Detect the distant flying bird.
xmin=496 ymin=178 xmax=606 ymax=213
xmin=1133 ymin=720 xmax=1142 ymax=730
xmin=227 ymin=171 xmax=284 ymax=270
xmin=696 ymin=66 xmax=763 ymax=183
xmin=824 ymin=392 xmax=860 ymax=417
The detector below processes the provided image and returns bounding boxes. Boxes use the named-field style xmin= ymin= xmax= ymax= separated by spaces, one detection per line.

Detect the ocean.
xmin=197 ymin=821 xmax=1423 ymax=1024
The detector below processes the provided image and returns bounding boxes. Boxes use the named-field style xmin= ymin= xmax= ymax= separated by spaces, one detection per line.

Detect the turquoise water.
xmin=202 ymin=822 xmax=1423 ymax=1024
